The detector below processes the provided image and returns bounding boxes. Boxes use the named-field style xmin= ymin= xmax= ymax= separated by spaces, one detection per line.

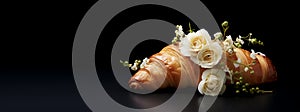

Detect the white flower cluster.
xmin=174 ymin=26 xmax=265 ymax=96
xmin=131 ymin=58 xmax=150 ymax=71
xmin=172 ymin=25 xmax=185 ymax=44
xmin=180 ymin=29 xmax=223 ymax=68
xmin=176 ymin=28 xmax=226 ymax=96
xmin=120 ymin=57 xmax=150 ymax=71
xmin=140 ymin=57 xmax=150 ymax=69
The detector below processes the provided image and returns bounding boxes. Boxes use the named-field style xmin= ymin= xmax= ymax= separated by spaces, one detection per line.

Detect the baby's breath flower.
xmin=224 ymin=35 xmax=233 ymax=45
xmin=171 ymin=37 xmax=178 ymax=44
xmin=227 ymin=49 xmax=233 ymax=54
xmin=120 ymin=60 xmax=130 ymax=67
xmin=250 ymin=49 xmax=257 ymax=60
xmin=223 ymin=35 xmax=234 ymax=53
xmin=172 ymin=25 xmax=186 ymax=44
xmin=234 ymin=58 xmax=241 ymax=68
xmin=131 ymin=62 xmax=138 ymax=71
xmin=244 ymin=67 xmax=249 ymax=72
xmin=236 ymin=36 xmax=244 ymax=45
xmin=177 ymin=25 xmax=183 ymax=31
xmin=257 ymin=52 xmax=266 ymax=57
xmin=175 ymin=25 xmax=185 ymax=38
xmin=140 ymin=57 xmax=149 ymax=69
xmin=214 ymin=32 xmax=223 ymax=40
xmin=248 ymin=38 xmax=257 ymax=44
xmin=250 ymin=70 xmax=255 ymax=74
xmin=249 ymin=49 xmax=266 ymax=59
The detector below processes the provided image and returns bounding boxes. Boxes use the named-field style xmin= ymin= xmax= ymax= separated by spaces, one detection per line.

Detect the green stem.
xmin=222 ymin=27 xmax=228 ymax=40
xmin=262 ymin=90 xmax=273 ymax=94
xmin=189 ymin=22 xmax=193 ymax=33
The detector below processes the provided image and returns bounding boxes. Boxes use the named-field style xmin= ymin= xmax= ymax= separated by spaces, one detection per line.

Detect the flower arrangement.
xmin=122 ymin=21 xmax=277 ymax=96
xmin=173 ymin=21 xmax=271 ymax=96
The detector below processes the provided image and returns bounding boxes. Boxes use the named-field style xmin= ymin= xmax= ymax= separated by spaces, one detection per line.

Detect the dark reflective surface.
xmin=1 ymin=0 xmax=298 ymax=112
xmin=96 ymin=72 xmax=294 ymax=112
xmin=1 ymin=71 xmax=297 ymax=112
xmin=102 ymin=81 xmax=285 ymax=112
xmin=105 ymin=84 xmax=296 ymax=112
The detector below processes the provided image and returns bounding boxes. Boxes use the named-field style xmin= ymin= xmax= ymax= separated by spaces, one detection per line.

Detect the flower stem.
xmin=262 ymin=90 xmax=273 ymax=94
xmin=188 ymin=22 xmax=194 ymax=33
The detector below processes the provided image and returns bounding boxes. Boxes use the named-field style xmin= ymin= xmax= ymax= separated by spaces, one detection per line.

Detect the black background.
xmin=1 ymin=0 xmax=298 ymax=112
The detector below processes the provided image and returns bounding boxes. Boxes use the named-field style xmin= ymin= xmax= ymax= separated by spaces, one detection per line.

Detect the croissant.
xmin=128 ymin=43 xmax=277 ymax=90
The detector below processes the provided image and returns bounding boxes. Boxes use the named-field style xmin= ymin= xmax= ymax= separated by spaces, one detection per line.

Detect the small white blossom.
xmin=175 ymin=25 xmax=185 ymax=38
xmin=131 ymin=60 xmax=140 ymax=71
xmin=177 ymin=25 xmax=183 ymax=31
xmin=140 ymin=58 xmax=149 ymax=68
xmin=248 ymin=38 xmax=256 ymax=43
xmin=223 ymin=35 xmax=234 ymax=53
xmin=224 ymin=35 xmax=233 ymax=45
xmin=250 ymin=49 xmax=266 ymax=58
xmin=236 ymin=36 xmax=244 ymax=45
xmin=244 ymin=67 xmax=249 ymax=72
xmin=171 ymin=37 xmax=178 ymax=43
xmin=214 ymin=32 xmax=223 ymax=40
xmin=234 ymin=57 xmax=241 ymax=68
xmin=257 ymin=52 xmax=266 ymax=57
xmin=131 ymin=63 xmax=138 ymax=71
xmin=250 ymin=49 xmax=257 ymax=59
xmin=227 ymin=48 xmax=233 ymax=54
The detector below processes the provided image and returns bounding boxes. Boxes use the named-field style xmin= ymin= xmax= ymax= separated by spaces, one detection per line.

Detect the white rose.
xmin=195 ymin=42 xmax=223 ymax=68
xmin=180 ymin=29 xmax=212 ymax=57
xmin=198 ymin=69 xmax=226 ymax=96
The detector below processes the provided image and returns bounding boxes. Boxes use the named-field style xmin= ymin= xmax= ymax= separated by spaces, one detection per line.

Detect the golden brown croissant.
xmin=128 ymin=43 xmax=277 ymax=90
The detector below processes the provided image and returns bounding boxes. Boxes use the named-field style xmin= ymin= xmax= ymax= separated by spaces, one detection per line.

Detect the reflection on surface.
xmin=128 ymin=91 xmax=172 ymax=109
xmin=127 ymin=88 xmax=200 ymax=110
xmin=126 ymin=90 xmax=274 ymax=112
xmin=99 ymin=71 xmax=275 ymax=111
xmin=210 ymin=94 xmax=274 ymax=112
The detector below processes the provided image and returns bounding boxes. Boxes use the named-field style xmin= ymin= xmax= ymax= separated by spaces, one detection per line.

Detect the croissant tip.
xmin=128 ymin=77 xmax=145 ymax=90
xmin=129 ymin=82 xmax=143 ymax=89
